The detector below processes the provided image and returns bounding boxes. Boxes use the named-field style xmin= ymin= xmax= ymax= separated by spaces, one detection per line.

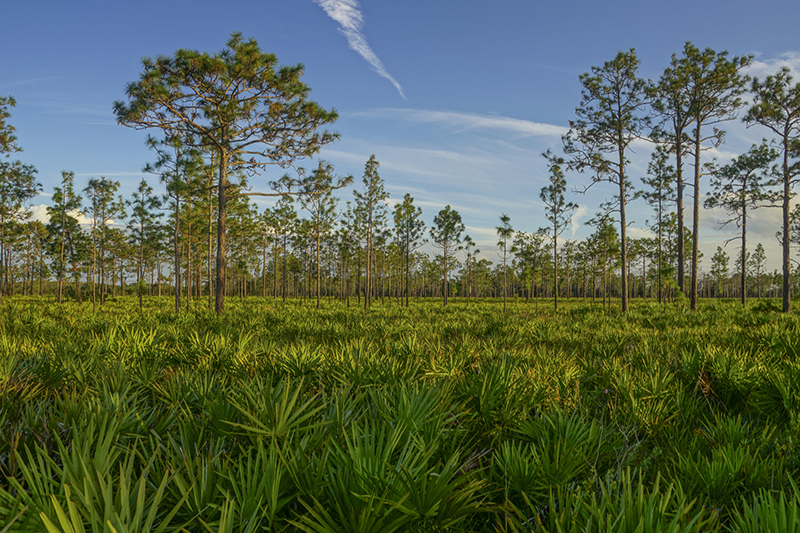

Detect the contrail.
xmin=313 ymin=0 xmax=407 ymax=100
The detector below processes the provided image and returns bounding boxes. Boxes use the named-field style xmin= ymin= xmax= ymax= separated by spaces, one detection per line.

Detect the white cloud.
xmin=313 ymin=0 xmax=406 ymax=100
xmin=29 ymin=204 xmax=99 ymax=228
xmin=356 ymin=108 xmax=568 ymax=137
xmin=570 ymin=205 xmax=588 ymax=237
xmin=746 ymin=51 xmax=800 ymax=79
xmin=30 ymin=204 xmax=51 ymax=224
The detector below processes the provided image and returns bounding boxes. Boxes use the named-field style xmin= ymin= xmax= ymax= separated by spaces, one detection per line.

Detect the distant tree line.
xmin=1 ymin=37 xmax=798 ymax=312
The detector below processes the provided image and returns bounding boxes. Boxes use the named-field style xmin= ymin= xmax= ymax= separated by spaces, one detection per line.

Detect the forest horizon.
xmin=2 ymin=33 xmax=799 ymax=313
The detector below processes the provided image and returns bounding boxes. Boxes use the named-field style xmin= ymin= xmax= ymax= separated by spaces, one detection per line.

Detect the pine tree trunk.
xmin=619 ymin=143 xmax=628 ymax=312
xmin=174 ymin=196 xmax=181 ymax=312
xmin=783 ymin=143 xmax=791 ymax=312
xmin=215 ymin=150 xmax=228 ymax=314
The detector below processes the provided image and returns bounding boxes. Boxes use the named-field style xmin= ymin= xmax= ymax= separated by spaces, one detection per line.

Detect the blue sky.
xmin=3 ymin=0 xmax=800 ymax=271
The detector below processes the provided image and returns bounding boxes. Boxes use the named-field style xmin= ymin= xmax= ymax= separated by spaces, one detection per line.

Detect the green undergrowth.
xmin=1 ymin=296 xmax=799 ymax=531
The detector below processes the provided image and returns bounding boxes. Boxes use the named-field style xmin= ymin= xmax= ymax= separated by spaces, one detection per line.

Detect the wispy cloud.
xmin=0 ymin=76 xmax=66 ymax=88
xmin=356 ymin=108 xmax=568 ymax=137
xmin=73 ymin=172 xmax=145 ymax=177
xmin=465 ymin=225 xmax=502 ymax=242
xmin=626 ymin=226 xmax=655 ymax=239
xmin=313 ymin=0 xmax=406 ymax=100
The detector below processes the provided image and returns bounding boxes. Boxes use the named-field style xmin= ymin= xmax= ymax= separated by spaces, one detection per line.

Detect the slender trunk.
xmin=91 ymin=212 xmax=97 ymax=313
xmin=344 ymin=250 xmax=349 ymax=306
xmin=691 ymin=128 xmax=700 ymax=311
xmin=741 ymin=204 xmax=747 ymax=306
xmin=262 ymin=231 xmax=268 ymax=298
xmin=215 ymin=150 xmax=228 ymax=314
xmin=282 ymin=233 xmax=288 ymax=303
xmin=641 ymin=253 xmax=646 ymax=300
xmin=111 ymin=257 xmax=116 ymax=298
xmin=58 ymin=209 xmax=67 ymax=303
xmin=444 ymin=247 xmax=449 ymax=307
xmin=502 ymin=245 xmax=507 ymax=313
xmin=657 ymin=198 xmax=663 ymax=304
xmin=602 ymin=253 xmax=607 ymax=308
xmin=356 ymin=247 xmax=361 ymax=305
xmin=553 ymin=221 xmax=559 ymax=312
xmin=273 ymin=234 xmax=279 ymax=298
xmin=365 ymin=222 xmax=372 ymax=310
xmin=25 ymin=240 xmax=31 ymax=296
xmin=381 ymin=259 xmax=385 ymax=305
xmin=138 ymin=226 xmax=144 ymax=313
xmin=783 ymin=140 xmax=791 ymax=312
xmin=208 ymin=175 xmax=214 ymax=312
xmin=316 ymin=229 xmax=321 ymax=309
xmin=466 ymin=257 xmax=471 ymax=303
xmin=174 ymin=195 xmax=181 ymax=312
xmin=676 ymin=124 xmax=686 ymax=294
xmin=0 ymin=234 xmax=5 ymax=305
xmin=100 ymin=211 xmax=106 ymax=306
xmin=405 ymin=240 xmax=410 ymax=307
xmin=187 ymin=221 xmax=193 ymax=312
xmin=619 ymin=143 xmax=628 ymax=312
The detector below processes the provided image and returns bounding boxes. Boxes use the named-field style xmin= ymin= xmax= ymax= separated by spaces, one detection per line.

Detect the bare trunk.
xmin=553 ymin=220 xmax=559 ymax=311
xmin=741 ymin=206 xmax=747 ymax=306
xmin=208 ymin=175 xmax=214 ymax=312
xmin=619 ymin=143 xmax=628 ymax=312
xmin=58 ymin=210 xmax=67 ymax=304
xmin=676 ymin=129 xmax=685 ymax=294
xmin=174 ymin=196 xmax=181 ymax=312
xmin=187 ymin=222 xmax=192 ymax=312
xmin=691 ymin=129 xmax=700 ymax=311
xmin=783 ymin=142 xmax=791 ymax=312
xmin=316 ymin=230 xmax=321 ymax=309
xmin=215 ymin=150 xmax=228 ymax=314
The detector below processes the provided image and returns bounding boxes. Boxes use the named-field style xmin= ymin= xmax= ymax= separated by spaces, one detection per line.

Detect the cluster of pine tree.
xmin=1 ymin=38 xmax=798 ymax=312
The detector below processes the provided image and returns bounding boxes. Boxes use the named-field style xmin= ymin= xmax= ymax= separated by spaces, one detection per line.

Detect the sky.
xmin=3 ymin=0 xmax=800 ymax=272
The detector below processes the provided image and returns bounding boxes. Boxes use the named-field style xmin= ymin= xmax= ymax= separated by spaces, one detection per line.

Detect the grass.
xmin=0 ymin=296 xmax=799 ymax=531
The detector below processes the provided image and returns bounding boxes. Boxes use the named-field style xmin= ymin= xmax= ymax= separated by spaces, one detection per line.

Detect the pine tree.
xmin=745 ymin=67 xmax=800 ymax=312
xmin=127 ymin=179 xmax=163 ymax=311
xmin=393 ymin=193 xmax=425 ymax=307
xmin=83 ymin=177 xmax=124 ymax=310
xmin=540 ymin=152 xmax=578 ymax=310
xmin=354 ymin=155 xmax=389 ymax=309
xmin=46 ymin=171 xmax=82 ymax=303
xmin=642 ymin=146 xmax=676 ymax=303
xmin=704 ymin=141 xmax=777 ymax=305
xmin=496 ymin=214 xmax=515 ymax=312
xmin=430 ymin=206 xmax=465 ymax=307
xmin=563 ymin=49 xmax=649 ymax=312
xmin=115 ymin=32 xmax=339 ymax=313
xmin=710 ymin=247 xmax=730 ymax=298
xmin=0 ymin=95 xmax=40 ymax=304
xmin=681 ymin=45 xmax=751 ymax=310
xmin=300 ymin=161 xmax=350 ymax=308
